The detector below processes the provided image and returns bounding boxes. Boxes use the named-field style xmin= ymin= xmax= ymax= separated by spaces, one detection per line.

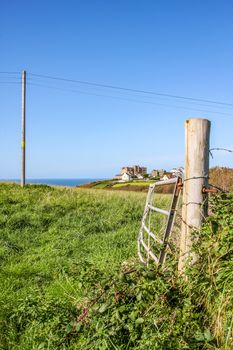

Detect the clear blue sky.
xmin=1 ymin=0 xmax=233 ymax=178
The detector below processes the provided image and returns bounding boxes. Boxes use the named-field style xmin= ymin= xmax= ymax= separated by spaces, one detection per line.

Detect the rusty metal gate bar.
xmin=138 ymin=176 xmax=182 ymax=266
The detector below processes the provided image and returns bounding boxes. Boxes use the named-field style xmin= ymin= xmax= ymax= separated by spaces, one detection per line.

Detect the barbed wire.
xmin=209 ymin=147 xmax=233 ymax=158
xmin=182 ymin=201 xmax=202 ymax=206
xmin=208 ymin=183 xmax=229 ymax=193
xmin=183 ymin=175 xmax=209 ymax=182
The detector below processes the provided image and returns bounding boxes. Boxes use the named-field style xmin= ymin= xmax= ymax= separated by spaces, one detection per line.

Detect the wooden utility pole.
xmin=21 ymin=70 xmax=26 ymax=187
xmin=178 ymin=118 xmax=211 ymax=273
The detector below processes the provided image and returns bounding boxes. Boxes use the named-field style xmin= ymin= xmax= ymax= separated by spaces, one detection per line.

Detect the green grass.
xmin=0 ymin=184 xmax=232 ymax=350
xmin=90 ymin=180 xmax=114 ymax=189
xmin=79 ymin=179 xmax=155 ymax=190
xmin=112 ymin=181 xmax=154 ymax=188
xmin=91 ymin=182 xmax=111 ymax=189
xmin=0 ymin=184 xmax=150 ymax=349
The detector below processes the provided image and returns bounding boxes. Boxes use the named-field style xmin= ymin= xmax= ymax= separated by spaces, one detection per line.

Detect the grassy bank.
xmin=78 ymin=179 xmax=154 ymax=192
xmin=78 ymin=179 xmax=173 ymax=193
xmin=0 ymin=184 xmax=232 ymax=349
xmin=78 ymin=167 xmax=233 ymax=193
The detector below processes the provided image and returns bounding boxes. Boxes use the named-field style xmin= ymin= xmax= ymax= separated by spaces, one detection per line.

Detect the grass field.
xmin=79 ymin=179 xmax=155 ymax=191
xmin=0 ymin=183 xmax=232 ymax=349
xmin=79 ymin=167 xmax=233 ymax=194
xmin=112 ymin=181 xmax=153 ymax=188
xmin=0 ymin=184 xmax=167 ymax=349
xmin=79 ymin=179 xmax=175 ymax=194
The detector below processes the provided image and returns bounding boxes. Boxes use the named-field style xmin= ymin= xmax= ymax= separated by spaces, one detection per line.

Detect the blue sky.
xmin=1 ymin=0 xmax=233 ymax=178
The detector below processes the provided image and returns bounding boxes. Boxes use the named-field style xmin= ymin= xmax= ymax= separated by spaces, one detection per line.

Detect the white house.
xmin=161 ymin=173 xmax=173 ymax=181
xmin=122 ymin=172 xmax=132 ymax=182
xmin=171 ymin=167 xmax=184 ymax=177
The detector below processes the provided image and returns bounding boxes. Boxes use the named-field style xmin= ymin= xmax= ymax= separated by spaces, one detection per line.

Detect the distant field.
xmin=112 ymin=181 xmax=153 ymax=188
xmin=79 ymin=167 xmax=233 ymax=194
xmin=79 ymin=179 xmax=155 ymax=192
xmin=80 ymin=179 xmax=175 ymax=194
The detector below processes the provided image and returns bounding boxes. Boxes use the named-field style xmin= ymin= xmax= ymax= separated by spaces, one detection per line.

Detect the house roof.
xmin=162 ymin=173 xmax=173 ymax=178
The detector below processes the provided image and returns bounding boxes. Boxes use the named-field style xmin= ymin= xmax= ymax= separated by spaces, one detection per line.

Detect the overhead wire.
xmin=2 ymin=70 xmax=233 ymax=110
xmin=28 ymin=71 xmax=233 ymax=108
xmin=0 ymin=76 xmax=21 ymax=80
xmin=0 ymin=71 xmax=20 ymax=74
xmin=0 ymin=72 xmax=21 ymax=85
xmin=2 ymin=70 xmax=233 ymax=115
xmin=27 ymin=81 xmax=233 ymax=116
xmin=26 ymin=76 xmax=233 ymax=111
xmin=0 ymin=81 xmax=21 ymax=84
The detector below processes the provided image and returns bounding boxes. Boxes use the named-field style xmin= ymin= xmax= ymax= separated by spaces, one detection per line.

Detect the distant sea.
xmin=0 ymin=179 xmax=101 ymax=187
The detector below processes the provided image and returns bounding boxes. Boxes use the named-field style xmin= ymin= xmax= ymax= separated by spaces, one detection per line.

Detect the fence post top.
xmin=185 ymin=118 xmax=211 ymax=124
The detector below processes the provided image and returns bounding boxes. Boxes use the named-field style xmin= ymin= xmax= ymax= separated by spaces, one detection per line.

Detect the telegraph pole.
xmin=21 ymin=70 xmax=26 ymax=187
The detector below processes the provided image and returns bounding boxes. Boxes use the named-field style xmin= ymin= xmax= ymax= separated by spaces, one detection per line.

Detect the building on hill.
xmin=121 ymin=166 xmax=134 ymax=175
xmin=121 ymin=172 xmax=132 ymax=182
xmin=133 ymin=165 xmax=147 ymax=175
xmin=121 ymin=165 xmax=147 ymax=177
xmin=151 ymin=169 xmax=159 ymax=178
xmin=114 ymin=174 xmax=123 ymax=180
xmin=158 ymin=169 xmax=166 ymax=177
xmin=151 ymin=169 xmax=166 ymax=178
xmin=117 ymin=165 xmax=147 ymax=181
xmin=161 ymin=172 xmax=174 ymax=181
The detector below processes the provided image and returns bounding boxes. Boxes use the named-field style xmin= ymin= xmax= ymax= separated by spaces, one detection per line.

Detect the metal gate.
xmin=138 ymin=175 xmax=182 ymax=266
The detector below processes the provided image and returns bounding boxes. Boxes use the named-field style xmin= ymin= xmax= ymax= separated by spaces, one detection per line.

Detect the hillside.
xmin=78 ymin=179 xmax=152 ymax=192
xmin=0 ymin=184 xmax=232 ymax=349
xmin=78 ymin=167 xmax=233 ymax=194
xmin=209 ymin=167 xmax=233 ymax=191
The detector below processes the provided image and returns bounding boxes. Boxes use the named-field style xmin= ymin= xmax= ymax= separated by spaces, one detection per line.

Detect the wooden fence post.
xmin=178 ymin=118 xmax=211 ymax=273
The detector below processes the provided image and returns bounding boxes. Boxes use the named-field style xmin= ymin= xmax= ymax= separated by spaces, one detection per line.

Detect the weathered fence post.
xmin=178 ymin=118 xmax=211 ymax=273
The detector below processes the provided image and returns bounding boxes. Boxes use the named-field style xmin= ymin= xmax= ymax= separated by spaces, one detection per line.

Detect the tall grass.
xmin=0 ymin=184 xmax=232 ymax=349
xmin=0 ymin=184 xmax=149 ymax=349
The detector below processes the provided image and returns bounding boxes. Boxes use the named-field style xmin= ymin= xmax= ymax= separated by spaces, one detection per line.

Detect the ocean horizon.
xmin=0 ymin=178 xmax=103 ymax=187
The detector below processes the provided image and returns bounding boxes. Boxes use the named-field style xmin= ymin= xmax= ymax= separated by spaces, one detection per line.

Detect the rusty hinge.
xmin=177 ymin=178 xmax=183 ymax=189
xmin=202 ymin=186 xmax=218 ymax=193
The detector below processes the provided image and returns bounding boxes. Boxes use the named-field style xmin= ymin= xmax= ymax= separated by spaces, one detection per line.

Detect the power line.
xmin=2 ymin=70 xmax=233 ymax=110
xmin=0 ymin=76 xmax=21 ymax=79
xmin=0 ymin=81 xmax=21 ymax=84
xmin=0 ymin=71 xmax=20 ymax=74
xmin=28 ymin=71 xmax=233 ymax=108
xmin=27 ymin=77 xmax=233 ymax=112
xmin=27 ymin=81 xmax=233 ymax=116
